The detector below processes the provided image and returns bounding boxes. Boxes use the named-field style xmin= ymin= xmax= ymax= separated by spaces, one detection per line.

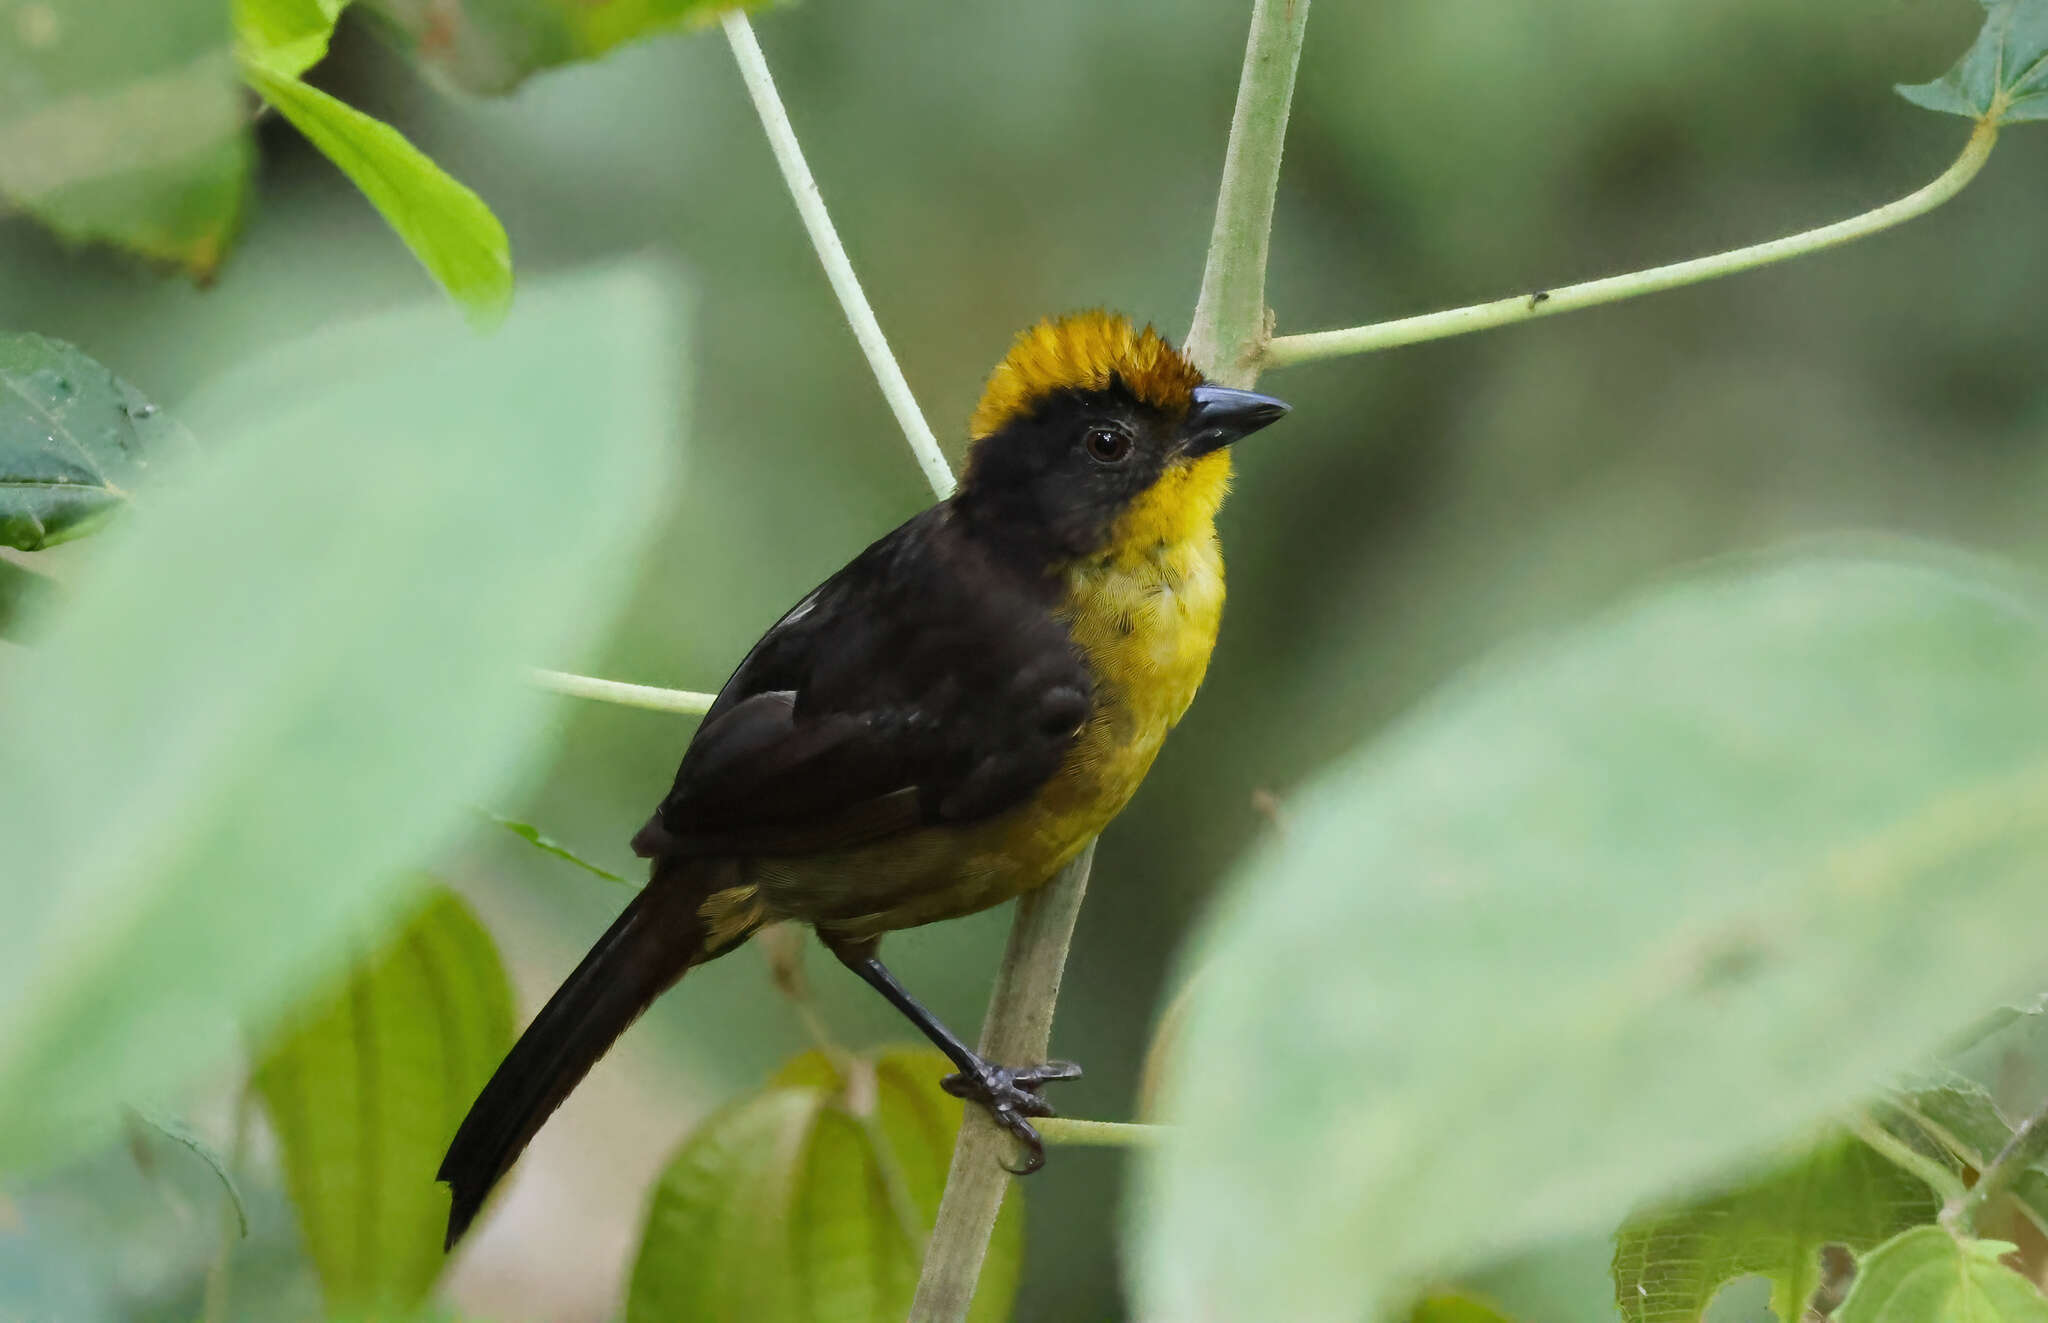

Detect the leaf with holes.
xmin=0 ymin=0 xmax=249 ymax=275
xmin=357 ymin=0 xmax=759 ymax=95
xmin=0 ymin=334 xmax=194 ymax=551
xmin=1837 ymin=1227 xmax=2048 ymax=1321
xmin=1898 ymin=0 xmax=2048 ymax=125
xmin=252 ymin=886 xmax=514 ymax=1315
xmin=1612 ymin=1132 xmax=1939 ymax=1322
xmin=1133 ymin=549 xmax=2048 ymax=1323
xmin=626 ymin=1047 xmax=1021 ymax=1323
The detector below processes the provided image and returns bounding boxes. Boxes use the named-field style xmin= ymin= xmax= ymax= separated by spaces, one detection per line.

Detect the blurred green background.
xmin=4 ymin=0 xmax=2045 ymax=1317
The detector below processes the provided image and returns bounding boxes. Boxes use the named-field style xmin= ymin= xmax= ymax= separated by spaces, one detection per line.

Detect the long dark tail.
xmin=439 ymin=862 xmax=708 ymax=1248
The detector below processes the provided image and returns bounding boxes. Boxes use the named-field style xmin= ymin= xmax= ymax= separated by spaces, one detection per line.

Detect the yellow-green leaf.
xmin=628 ymin=1047 xmax=1022 ymax=1323
xmin=1612 ymin=1133 xmax=1939 ymax=1322
xmin=252 ymin=887 xmax=515 ymax=1316
xmin=240 ymin=61 xmax=512 ymax=326
xmin=234 ymin=0 xmax=350 ymax=78
xmin=358 ymin=0 xmax=760 ymax=95
xmin=1837 ymin=1227 xmax=2048 ymax=1322
xmin=0 ymin=0 xmax=249 ymax=276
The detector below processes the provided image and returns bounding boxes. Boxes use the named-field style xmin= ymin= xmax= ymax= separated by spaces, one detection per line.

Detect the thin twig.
xmin=1038 ymin=1117 xmax=1170 ymax=1148
xmin=527 ymin=668 xmax=714 ymax=715
xmin=721 ymin=11 xmax=955 ymax=500
xmin=1944 ymin=1092 xmax=2048 ymax=1237
xmin=1263 ymin=119 xmax=1999 ymax=368
xmin=909 ymin=842 xmax=1096 ymax=1323
xmin=1184 ymin=0 xmax=1312 ymax=388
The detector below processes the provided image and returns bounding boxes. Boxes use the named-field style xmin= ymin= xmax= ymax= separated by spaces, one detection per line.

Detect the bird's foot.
xmin=940 ymin=1058 xmax=1083 ymax=1176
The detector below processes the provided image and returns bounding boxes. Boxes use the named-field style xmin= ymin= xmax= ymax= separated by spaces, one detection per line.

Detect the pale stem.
xmin=721 ymin=11 xmax=955 ymax=500
xmin=1943 ymin=1092 xmax=2048 ymax=1238
xmin=527 ymin=668 xmax=714 ymax=715
xmin=1038 ymin=1117 xmax=1170 ymax=1148
xmin=1850 ymin=1112 xmax=1967 ymax=1206
xmin=1184 ymin=0 xmax=1311 ymax=388
xmin=1263 ymin=119 xmax=1999 ymax=368
xmin=908 ymin=842 xmax=1096 ymax=1323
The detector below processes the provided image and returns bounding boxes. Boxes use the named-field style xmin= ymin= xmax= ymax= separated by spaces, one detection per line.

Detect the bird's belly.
xmin=757 ymin=536 xmax=1225 ymax=943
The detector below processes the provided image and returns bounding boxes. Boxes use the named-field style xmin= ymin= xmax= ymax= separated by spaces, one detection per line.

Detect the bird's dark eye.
xmin=1084 ymin=425 xmax=1132 ymax=464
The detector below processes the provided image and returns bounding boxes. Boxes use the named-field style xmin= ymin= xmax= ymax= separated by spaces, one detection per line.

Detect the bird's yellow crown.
xmin=969 ymin=312 xmax=1204 ymax=439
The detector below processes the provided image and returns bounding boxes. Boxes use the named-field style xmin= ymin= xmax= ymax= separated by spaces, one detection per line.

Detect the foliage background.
xmin=3 ymin=0 xmax=2045 ymax=1317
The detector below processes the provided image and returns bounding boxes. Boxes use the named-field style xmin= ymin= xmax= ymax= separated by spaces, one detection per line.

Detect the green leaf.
xmin=0 ymin=0 xmax=249 ymax=276
xmin=484 ymin=811 xmax=631 ymax=887
xmin=1132 ymin=550 xmax=2048 ymax=1323
xmin=0 ymin=258 xmax=683 ymax=1174
xmin=0 ymin=333 xmax=196 ymax=551
xmin=1897 ymin=0 xmax=2048 ymax=125
xmin=1837 ymin=1227 xmax=2048 ymax=1322
xmin=239 ymin=62 xmax=512 ymax=326
xmin=358 ymin=0 xmax=754 ymax=95
xmin=252 ymin=886 xmax=514 ymax=1315
xmin=627 ymin=1047 xmax=1022 ymax=1323
xmin=234 ymin=0 xmax=351 ymax=78
xmin=1881 ymin=1079 xmax=2048 ymax=1238
xmin=1612 ymin=1133 xmax=1940 ymax=1322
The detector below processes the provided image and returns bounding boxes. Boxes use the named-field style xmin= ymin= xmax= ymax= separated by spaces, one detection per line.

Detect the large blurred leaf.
xmin=0 ymin=259 xmax=683 ymax=1173
xmin=0 ymin=0 xmax=248 ymax=276
xmin=1836 ymin=1228 xmax=2048 ymax=1322
xmin=626 ymin=1047 xmax=1021 ymax=1323
xmin=240 ymin=63 xmax=512 ymax=325
xmin=359 ymin=0 xmax=747 ymax=95
xmin=1612 ymin=1133 xmax=1939 ymax=1322
xmin=0 ymin=333 xmax=195 ymax=551
xmin=252 ymin=886 xmax=513 ymax=1316
xmin=1133 ymin=550 xmax=2048 ymax=1323
xmin=1898 ymin=0 xmax=2048 ymax=125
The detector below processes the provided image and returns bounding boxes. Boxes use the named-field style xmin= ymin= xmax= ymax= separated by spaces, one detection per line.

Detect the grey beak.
xmin=1182 ymin=384 xmax=1292 ymax=457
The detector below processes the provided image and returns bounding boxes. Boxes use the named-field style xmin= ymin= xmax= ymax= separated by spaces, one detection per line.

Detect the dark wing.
xmin=631 ymin=507 xmax=1092 ymax=859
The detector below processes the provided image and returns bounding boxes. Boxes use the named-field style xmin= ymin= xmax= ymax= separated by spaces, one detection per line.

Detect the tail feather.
xmin=439 ymin=864 xmax=707 ymax=1248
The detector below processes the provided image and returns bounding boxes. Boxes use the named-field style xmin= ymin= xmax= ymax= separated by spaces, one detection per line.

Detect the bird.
xmin=437 ymin=311 xmax=1289 ymax=1247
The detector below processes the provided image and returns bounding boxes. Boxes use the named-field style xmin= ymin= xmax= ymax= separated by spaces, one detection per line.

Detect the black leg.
xmin=827 ymin=939 xmax=1080 ymax=1175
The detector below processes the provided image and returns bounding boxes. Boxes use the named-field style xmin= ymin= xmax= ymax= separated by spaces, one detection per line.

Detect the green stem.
xmin=909 ymin=843 xmax=1096 ymax=1323
xmin=528 ymin=667 xmax=713 ymax=715
xmin=1262 ymin=119 xmax=1999 ymax=368
xmin=1038 ymin=1117 xmax=1170 ymax=1148
xmin=1184 ymin=0 xmax=1311 ymax=388
xmin=1944 ymin=1091 xmax=2048 ymax=1238
xmin=1851 ymin=1112 xmax=1968 ymax=1206
xmin=721 ymin=12 xmax=955 ymax=500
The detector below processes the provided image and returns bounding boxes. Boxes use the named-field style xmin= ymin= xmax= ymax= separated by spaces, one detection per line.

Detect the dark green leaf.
xmin=484 ymin=812 xmax=630 ymax=887
xmin=1134 ymin=550 xmax=2048 ymax=1323
xmin=627 ymin=1047 xmax=1022 ymax=1323
xmin=252 ymin=886 xmax=514 ymax=1315
xmin=358 ymin=0 xmax=755 ymax=95
xmin=0 ymin=0 xmax=249 ymax=275
xmin=1897 ymin=0 xmax=2048 ymax=125
xmin=0 ymin=259 xmax=683 ymax=1174
xmin=127 ymin=1106 xmax=251 ymax=1239
xmin=234 ymin=0 xmax=350 ymax=78
xmin=1612 ymin=1133 xmax=1939 ymax=1322
xmin=1837 ymin=1227 xmax=2048 ymax=1321
xmin=0 ymin=333 xmax=195 ymax=551
xmin=240 ymin=62 xmax=512 ymax=325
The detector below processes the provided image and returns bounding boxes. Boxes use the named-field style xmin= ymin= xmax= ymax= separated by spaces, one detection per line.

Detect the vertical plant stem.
xmin=722 ymin=12 xmax=955 ymax=499
xmin=908 ymin=842 xmax=1095 ymax=1323
xmin=1184 ymin=0 xmax=1311 ymax=388
xmin=1944 ymin=1092 xmax=2048 ymax=1237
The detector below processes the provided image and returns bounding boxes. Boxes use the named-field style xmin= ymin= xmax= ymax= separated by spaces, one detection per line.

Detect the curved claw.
xmin=938 ymin=1057 xmax=1081 ymax=1176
